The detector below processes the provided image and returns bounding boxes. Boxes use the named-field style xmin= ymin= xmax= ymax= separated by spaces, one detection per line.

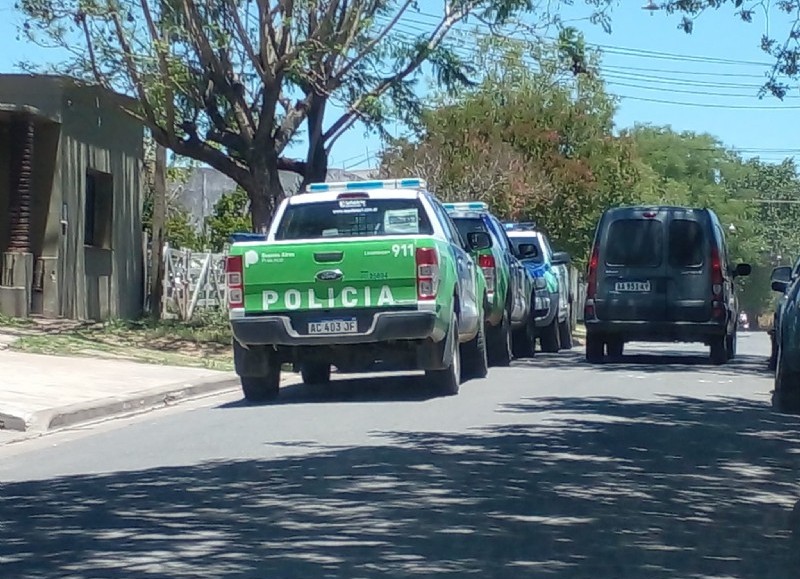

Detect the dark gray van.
xmin=584 ymin=206 xmax=751 ymax=364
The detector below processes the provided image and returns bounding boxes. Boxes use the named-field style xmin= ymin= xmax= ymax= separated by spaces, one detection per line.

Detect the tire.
xmin=558 ymin=316 xmax=573 ymax=350
xmin=241 ymin=371 xmax=280 ymax=402
xmin=512 ymin=315 xmax=536 ymax=359
xmin=710 ymin=336 xmax=727 ymax=365
xmin=769 ymin=333 xmax=778 ymax=371
xmin=487 ymin=307 xmax=513 ymax=367
xmin=774 ymin=346 xmax=800 ymax=413
xmin=586 ymin=333 xmax=604 ymax=363
xmin=606 ymin=339 xmax=624 ymax=359
xmin=301 ymin=362 xmax=331 ymax=385
xmin=540 ymin=318 xmax=560 ymax=353
xmin=461 ymin=320 xmax=489 ymax=380
xmin=726 ymin=331 xmax=737 ymax=360
xmin=426 ymin=316 xmax=461 ymax=395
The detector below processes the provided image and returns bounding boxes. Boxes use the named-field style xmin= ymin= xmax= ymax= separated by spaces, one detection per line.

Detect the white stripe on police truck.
xmin=262 ymin=285 xmax=397 ymax=311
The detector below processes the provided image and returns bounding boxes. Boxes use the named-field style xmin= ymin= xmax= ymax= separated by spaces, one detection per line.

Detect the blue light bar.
xmin=442 ymin=201 xmax=489 ymax=213
xmin=305 ymin=178 xmax=427 ymax=193
xmin=504 ymin=221 xmax=538 ymax=231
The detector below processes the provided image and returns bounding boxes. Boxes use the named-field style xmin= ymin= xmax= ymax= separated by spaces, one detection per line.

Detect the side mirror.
xmin=772 ymin=280 xmax=789 ymax=293
xmin=733 ymin=263 xmax=751 ymax=278
xmin=552 ymin=251 xmax=571 ymax=265
xmin=771 ymin=265 xmax=792 ymax=284
xmin=518 ymin=243 xmax=538 ymax=258
xmin=467 ymin=231 xmax=492 ymax=251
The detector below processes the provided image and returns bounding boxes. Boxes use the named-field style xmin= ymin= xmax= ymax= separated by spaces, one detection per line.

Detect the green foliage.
xmin=663 ymin=0 xmax=800 ymax=99
xmin=17 ymin=0 xmax=612 ymax=226
xmin=383 ymin=35 xmax=641 ymax=264
xmin=204 ymin=188 xmax=251 ymax=252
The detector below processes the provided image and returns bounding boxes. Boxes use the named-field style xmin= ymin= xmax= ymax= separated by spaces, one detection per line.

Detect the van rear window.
xmin=275 ymin=198 xmax=434 ymax=240
xmin=605 ymin=219 xmax=663 ymax=267
xmin=669 ymin=220 xmax=704 ymax=267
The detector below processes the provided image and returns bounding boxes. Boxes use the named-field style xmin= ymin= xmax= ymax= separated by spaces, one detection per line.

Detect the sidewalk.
xmin=0 ymin=349 xmax=241 ymax=433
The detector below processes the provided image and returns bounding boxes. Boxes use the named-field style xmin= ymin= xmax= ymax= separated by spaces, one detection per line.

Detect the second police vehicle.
xmin=442 ymin=202 xmax=538 ymax=362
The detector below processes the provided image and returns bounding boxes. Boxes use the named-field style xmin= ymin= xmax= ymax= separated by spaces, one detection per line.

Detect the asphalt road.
xmin=1 ymin=332 xmax=799 ymax=578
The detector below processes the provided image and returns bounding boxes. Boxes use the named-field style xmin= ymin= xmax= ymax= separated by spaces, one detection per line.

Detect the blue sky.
xmin=1 ymin=2 xmax=796 ymax=171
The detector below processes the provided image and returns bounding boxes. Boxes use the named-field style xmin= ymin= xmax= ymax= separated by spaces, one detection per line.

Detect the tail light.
xmin=416 ymin=247 xmax=440 ymax=300
xmin=478 ymin=254 xmax=496 ymax=294
xmin=585 ymin=245 xmax=599 ymax=319
xmin=226 ymin=255 xmax=244 ymax=308
xmin=710 ymin=247 xmax=724 ymax=319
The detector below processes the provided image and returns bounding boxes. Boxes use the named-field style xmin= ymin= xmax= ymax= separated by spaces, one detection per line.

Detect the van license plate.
xmin=615 ymin=281 xmax=651 ymax=292
xmin=308 ymin=319 xmax=358 ymax=335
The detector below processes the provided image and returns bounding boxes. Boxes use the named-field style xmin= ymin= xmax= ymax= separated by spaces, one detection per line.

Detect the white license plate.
xmin=308 ymin=319 xmax=358 ymax=335
xmin=615 ymin=281 xmax=651 ymax=292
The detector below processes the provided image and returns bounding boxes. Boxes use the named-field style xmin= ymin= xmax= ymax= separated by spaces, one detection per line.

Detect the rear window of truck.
xmin=605 ymin=219 xmax=663 ymax=267
xmin=275 ymin=198 xmax=434 ymax=240
xmin=668 ymin=219 xmax=705 ymax=267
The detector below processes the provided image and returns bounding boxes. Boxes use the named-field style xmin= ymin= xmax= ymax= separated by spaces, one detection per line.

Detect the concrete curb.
xmin=5 ymin=374 xmax=244 ymax=433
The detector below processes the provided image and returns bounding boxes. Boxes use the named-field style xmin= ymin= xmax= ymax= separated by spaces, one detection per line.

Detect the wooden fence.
xmin=161 ymin=245 xmax=228 ymax=320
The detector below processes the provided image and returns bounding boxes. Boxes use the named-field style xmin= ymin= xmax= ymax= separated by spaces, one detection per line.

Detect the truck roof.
xmin=286 ymin=188 xmax=424 ymax=205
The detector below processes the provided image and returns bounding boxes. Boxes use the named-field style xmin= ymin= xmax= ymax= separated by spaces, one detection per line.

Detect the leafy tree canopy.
xmin=382 ymin=34 xmax=643 ymax=262
xmin=16 ymin=0 xmax=615 ymax=229
xmin=659 ymin=0 xmax=800 ymax=98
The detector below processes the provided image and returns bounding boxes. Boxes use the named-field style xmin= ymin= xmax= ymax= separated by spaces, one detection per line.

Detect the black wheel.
xmin=558 ymin=316 xmax=573 ymax=350
xmin=426 ymin=316 xmax=461 ymax=395
xmin=710 ymin=336 xmax=727 ymax=365
xmin=606 ymin=339 xmax=624 ymax=359
xmin=487 ymin=307 xmax=513 ymax=366
xmin=769 ymin=332 xmax=778 ymax=370
xmin=461 ymin=319 xmax=489 ymax=380
xmin=301 ymin=362 xmax=331 ymax=385
xmin=241 ymin=371 xmax=280 ymax=402
xmin=512 ymin=300 xmax=537 ymax=359
xmin=540 ymin=318 xmax=560 ymax=353
xmin=235 ymin=343 xmax=281 ymax=402
xmin=726 ymin=331 xmax=737 ymax=360
xmin=774 ymin=346 xmax=800 ymax=413
xmin=586 ymin=334 xmax=604 ymax=363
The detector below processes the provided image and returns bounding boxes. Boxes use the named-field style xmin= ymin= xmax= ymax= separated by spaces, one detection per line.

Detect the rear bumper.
xmin=231 ymin=310 xmax=441 ymax=347
xmin=585 ymin=319 xmax=726 ymax=342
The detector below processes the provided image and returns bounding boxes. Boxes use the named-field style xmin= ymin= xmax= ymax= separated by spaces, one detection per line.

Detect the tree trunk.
xmin=249 ymin=150 xmax=284 ymax=233
xmin=148 ymin=143 xmax=167 ymax=318
xmin=301 ymin=96 xmax=329 ymax=190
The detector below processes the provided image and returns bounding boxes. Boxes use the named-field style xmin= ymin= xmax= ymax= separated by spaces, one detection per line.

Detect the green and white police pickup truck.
xmin=225 ymin=178 xmax=490 ymax=401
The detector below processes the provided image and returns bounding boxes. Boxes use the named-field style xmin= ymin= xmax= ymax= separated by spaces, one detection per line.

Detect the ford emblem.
xmin=316 ymin=269 xmax=343 ymax=282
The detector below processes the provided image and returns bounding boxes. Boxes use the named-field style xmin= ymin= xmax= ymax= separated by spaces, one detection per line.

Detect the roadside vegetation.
xmin=0 ymin=313 xmax=234 ymax=371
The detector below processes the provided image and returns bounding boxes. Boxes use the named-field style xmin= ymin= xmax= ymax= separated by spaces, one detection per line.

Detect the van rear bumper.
xmin=585 ymin=319 xmax=726 ymax=342
xmin=231 ymin=310 xmax=441 ymax=347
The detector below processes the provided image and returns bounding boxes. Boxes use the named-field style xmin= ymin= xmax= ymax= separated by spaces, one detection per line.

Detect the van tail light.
xmin=710 ymin=247 xmax=724 ymax=319
xmin=416 ymin=247 xmax=440 ymax=300
xmin=584 ymin=245 xmax=599 ymax=319
xmin=226 ymin=255 xmax=244 ymax=308
xmin=478 ymin=254 xmax=496 ymax=294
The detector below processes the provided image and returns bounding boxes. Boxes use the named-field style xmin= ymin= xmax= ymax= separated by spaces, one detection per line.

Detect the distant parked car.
xmin=504 ymin=222 xmax=573 ymax=352
xmin=772 ymin=266 xmax=800 ymax=413
xmin=768 ymin=257 xmax=800 ymax=370
xmin=583 ymin=205 xmax=750 ymax=364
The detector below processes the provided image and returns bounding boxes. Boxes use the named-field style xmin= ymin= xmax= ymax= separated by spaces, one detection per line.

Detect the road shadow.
xmin=519 ymin=347 xmax=773 ymax=379
xmin=2 ymin=396 xmax=800 ymax=578
xmin=219 ymin=372 xmax=459 ymax=408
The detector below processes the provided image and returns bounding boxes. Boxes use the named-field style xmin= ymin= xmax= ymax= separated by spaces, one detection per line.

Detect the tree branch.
xmin=323 ymin=5 xmax=472 ymax=148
